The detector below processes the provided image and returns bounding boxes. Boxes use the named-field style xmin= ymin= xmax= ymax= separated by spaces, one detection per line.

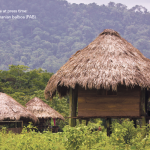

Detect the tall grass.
xmin=1 ymin=120 xmax=150 ymax=150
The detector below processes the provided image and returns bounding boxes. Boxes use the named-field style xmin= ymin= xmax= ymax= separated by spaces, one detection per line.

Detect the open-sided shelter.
xmin=0 ymin=92 xmax=38 ymax=133
xmin=44 ymin=29 xmax=150 ymax=135
xmin=25 ymin=97 xmax=64 ymax=131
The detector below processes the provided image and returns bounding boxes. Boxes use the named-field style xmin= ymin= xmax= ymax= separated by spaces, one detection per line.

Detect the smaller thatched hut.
xmin=0 ymin=92 xmax=38 ymax=133
xmin=25 ymin=97 xmax=64 ymax=131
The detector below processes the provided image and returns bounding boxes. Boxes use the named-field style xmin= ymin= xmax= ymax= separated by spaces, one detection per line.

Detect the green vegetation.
xmin=1 ymin=120 xmax=150 ymax=150
xmin=0 ymin=0 xmax=150 ymax=72
xmin=0 ymin=64 xmax=53 ymax=105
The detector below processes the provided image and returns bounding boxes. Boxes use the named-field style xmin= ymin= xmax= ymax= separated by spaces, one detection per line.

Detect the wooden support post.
xmin=69 ymin=86 xmax=78 ymax=127
xmin=140 ymin=89 xmax=146 ymax=127
xmin=133 ymin=119 xmax=137 ymax=128
xmin=130 ymin=118 xmax=137 ymax=128
xmin=106 ymin=118 xmax=112 ymax=136
xmin=79 ymin=119 xmax=82 ymax=124
xmin=145 ymin=89 xmax=149 ymax=124
xmin=86 ymin=119 xmax=89 ymax=126
xmin=141 ymin=116 xmax=146 ymax=127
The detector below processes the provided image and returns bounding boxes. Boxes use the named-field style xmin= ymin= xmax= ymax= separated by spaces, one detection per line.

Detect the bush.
xmin=63 ymin=123 xmax=107 ymax=150
xmin=110 ymin=119 xmax=150 ymax=149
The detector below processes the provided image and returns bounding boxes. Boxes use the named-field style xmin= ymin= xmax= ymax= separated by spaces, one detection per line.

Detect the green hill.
xmin=0 ymin=0 xmax=150 ymax=72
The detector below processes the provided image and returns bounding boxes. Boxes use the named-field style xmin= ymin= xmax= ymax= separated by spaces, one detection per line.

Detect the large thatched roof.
xmin=25 ymin=97 xmax=65 ymax=120
xmin=0 ymin=93 xmax=38 ymax=123
xmin=45 ymin=29 xmax=150 ymax=99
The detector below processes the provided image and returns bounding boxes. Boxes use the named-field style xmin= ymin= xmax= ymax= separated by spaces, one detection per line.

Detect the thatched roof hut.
xmin=25 ymin=97 xmax=65 ymax=120
xmin=0 ymin=92 xmax=38 ymax=123
xmin=45 ymin=29 xmax=150 ymax=99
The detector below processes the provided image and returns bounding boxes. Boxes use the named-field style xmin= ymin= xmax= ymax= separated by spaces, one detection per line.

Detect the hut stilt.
xmin=106 ymin=118 xmax=112 ymax=136
xmin=141 ymin=116 xmax=146 ymax=126
xmin=141 ymin=89 xmax=146 ymax=127
xmin=69 ymin=87 xmax=78 ymax=127
xmin=79 ymin=118 xmax=82 ymax=124
xmin=86 ymin=118 xmax=90 ymax=126
xmin=133 ymin=119 xmax=137 ymax=128
xmin=130 ymin=118 xmax=137 ymax=128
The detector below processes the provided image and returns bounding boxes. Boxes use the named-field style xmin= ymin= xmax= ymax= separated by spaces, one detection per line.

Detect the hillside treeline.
xmin=0 ymin=0 xmax=150 ymax=72
xmin=0 ymin=65 xmax=53 ymax=103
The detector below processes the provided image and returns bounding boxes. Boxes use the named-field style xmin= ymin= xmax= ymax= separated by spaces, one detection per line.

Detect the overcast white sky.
xmin=67 ymin=0 xmax=150 ymax=11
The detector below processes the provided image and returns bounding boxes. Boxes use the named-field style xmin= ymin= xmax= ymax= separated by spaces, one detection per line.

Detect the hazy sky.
xmin=67 ymin=0 xmax=150 ymax=11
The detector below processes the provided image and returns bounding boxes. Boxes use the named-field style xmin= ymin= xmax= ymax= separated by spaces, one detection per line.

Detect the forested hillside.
xmin=0 ymin=65 xmax=53 ymax=104
xmin=0 ymin=0 xmax=150 ymax=72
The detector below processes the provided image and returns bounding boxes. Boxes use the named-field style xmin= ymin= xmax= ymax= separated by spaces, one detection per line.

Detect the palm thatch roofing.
xmin=0 ymin=92 xmax=38 ymax=123
xmin=45 ymin=29 xmax=150 ymax=99
xmin=25 ymin=97 xmax=65 ymax=120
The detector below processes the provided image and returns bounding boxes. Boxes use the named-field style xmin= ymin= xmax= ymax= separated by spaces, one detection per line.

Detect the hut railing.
xmin=0 ymin=121 xmax=23 ymax=134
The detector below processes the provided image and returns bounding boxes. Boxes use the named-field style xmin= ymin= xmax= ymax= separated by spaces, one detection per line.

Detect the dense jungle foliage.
xmin=1 ymin=120 xmax=150 ymax=150
xmin=0 ymin=0 xmax=150 ymax=72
